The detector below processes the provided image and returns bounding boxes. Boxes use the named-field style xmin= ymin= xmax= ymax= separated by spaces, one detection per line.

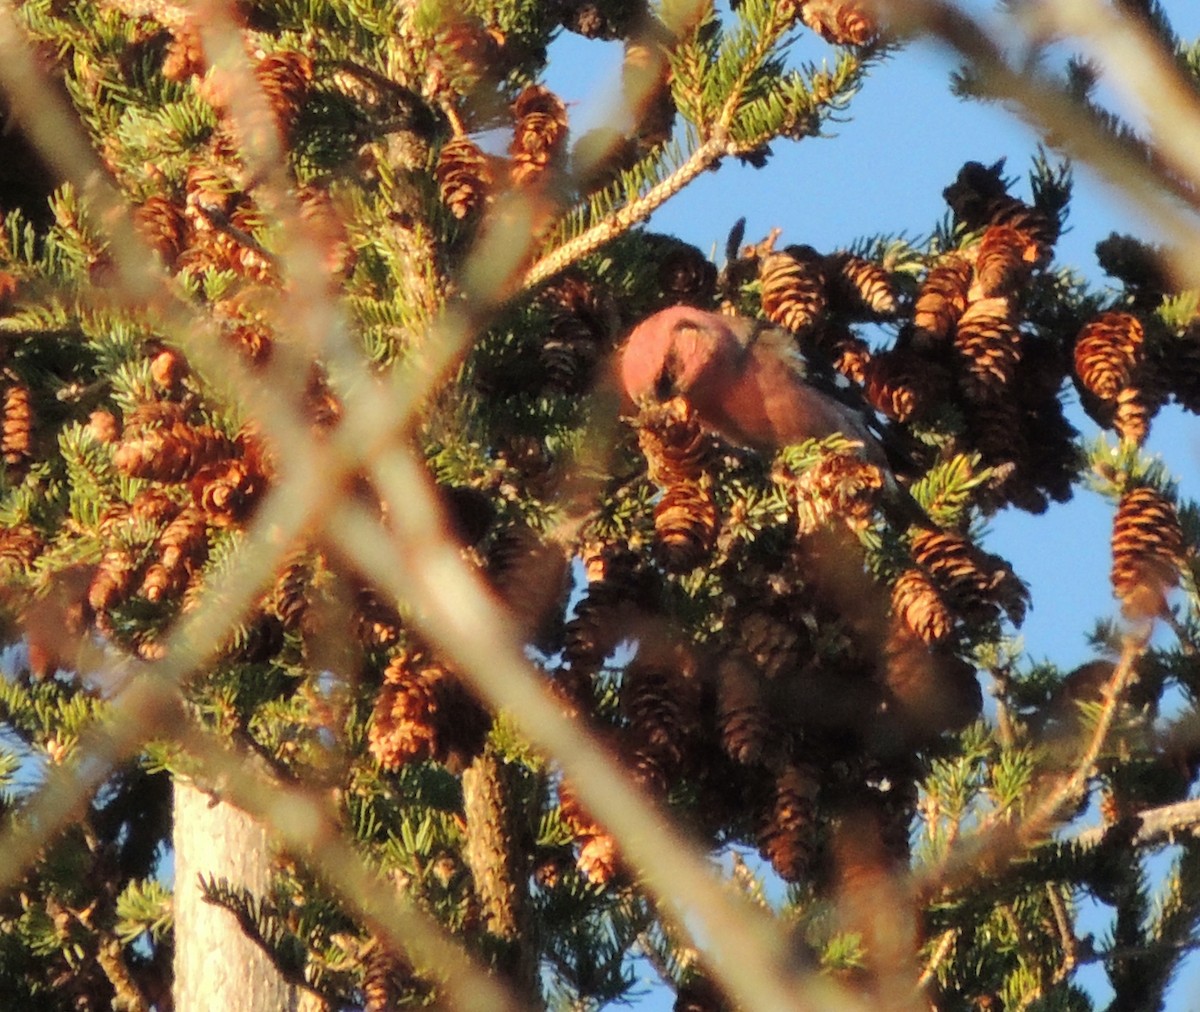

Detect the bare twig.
xmin=1072 ymin=797 xmax=1200 ymax=851
xmin=915 ymin=927 xmax=957 ymax=989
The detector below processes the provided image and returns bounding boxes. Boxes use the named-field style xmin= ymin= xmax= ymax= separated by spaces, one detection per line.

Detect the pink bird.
xmin=620 ymin=305 xmax=882 ymax=456
xmin=619 ymin=305 xmax=926 ymax=525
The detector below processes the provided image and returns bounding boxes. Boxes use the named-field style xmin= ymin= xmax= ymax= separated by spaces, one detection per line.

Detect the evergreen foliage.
xmin=0 ymin=0 xmax=1197 ymax=1009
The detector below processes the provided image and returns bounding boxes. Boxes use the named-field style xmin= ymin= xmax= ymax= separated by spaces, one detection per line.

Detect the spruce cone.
xmin=115 ymin=405 xmax=233 ymax=482
xmin=538 ymin=273 xmax=612 ymax=394
xmin=973 ymin=224 xmax=1030 ymax=298
xmin=758 ymin=763 xmax=820 ymax=881
xmin=892 ymin=568 xmax=954 ymax=644
xmin=256 ymin=51 xmax=313 ymax=125
xmin=910 ymin=528 xmax=1028 ymax=626
xmin=1074 ymin=311 xmax=1144 ymax=402
xmin=88 ymin=547 xmax=138 ymax=615
xmin=621 ymin=650 xmax=699 ymax=779
xmin=954 ymin=296 xmax=1021 ymax=400
xmin=3 ymin=381 xmax=32 ymax=467
xmin=1095 ymin=232 xmax=1170 ymax=303
xmin=792 ymin=451 xmax=884 ymax=533
xmin=944 ymin=160 xmax=1010 ymax=222
xmin=558 ymin=781 xmax=619 ymax=885
xmin=87 ymin=408 xmax=118 ymax=445
xmin=368 ymin=648 xmax=487 ymax=770
xmin=820 ymin=326 xmax=872 ymax=384
xmin=1165 ymin=330 xmax=1200 ymax=414
xmin=637 ymin=397 xmax=714 ymax=486
xmin=135 ymin=196 xmax=188 ymax=267
xmin=140 ymin=507 xmax=207 ymax=602
xmin=0 ymin=523 xmax=43 ymax=576
xmin=509 ymin=85 xmax=569 ymax=186
xmin=658 ymin=243 xmax=718 ymax=307
xmin=863 ymin=348 xmax=946 ymax=423
xmin=799 ymin=0 xmax=879 ymax=45
xmin=653 ymin=481 xmax=718 ymax=572
xmin=986 ymin=199 xmax=1058 ymax=262
xmin=361 ymin=942 xmax=416 ymax=1012
xmin=149 ymin=348 xmax=185 ymax=392
xmin=1111 ymin=486 xmax=1184 ymax=619
xmin=268 ymin=557 xmax=312 ymax=631
xmin=914 ymin=255 xmax=971 ymax=347
xmin=739 ymin=611 xmax=801 ymax=682
xmin=436 ymin=136 xmax=494 ymax=219
xmin=1113 ymin=384 xmax=1158 ymax=446
xmin=354 ymin=586 xmax=403 ymax=649
xmin=717 ymin=655 xmax=768 ymax=765
xmin=825 ymin=251 xmax=897 ymax=318
xmin=191 ymin=453 xmax=267 ymax=526
xmin=759 ymin=247 xmax=826 ymax=334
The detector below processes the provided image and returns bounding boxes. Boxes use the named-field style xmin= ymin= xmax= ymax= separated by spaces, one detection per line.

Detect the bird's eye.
xmin=653 ymin=346 xmax=680 ymax=400
xmin=653 ymin=364 xmax=676 ymax=400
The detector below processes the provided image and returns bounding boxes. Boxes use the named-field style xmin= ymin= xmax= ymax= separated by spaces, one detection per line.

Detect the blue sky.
xmin=548 ymin=4 xmax=1200 ymax=1008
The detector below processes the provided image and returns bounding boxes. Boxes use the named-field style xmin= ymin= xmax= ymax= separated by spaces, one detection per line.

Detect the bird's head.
xmin=618 ymin=306 xmax=733 ymax=409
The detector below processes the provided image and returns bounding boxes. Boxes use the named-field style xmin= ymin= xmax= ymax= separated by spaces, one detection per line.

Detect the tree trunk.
xmin=172 ymin=779 xmax=305 ymax=1012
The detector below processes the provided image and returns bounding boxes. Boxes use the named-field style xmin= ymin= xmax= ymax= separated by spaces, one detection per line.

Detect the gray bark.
xmin=172 ymin=778 xmax=305 ymax=1012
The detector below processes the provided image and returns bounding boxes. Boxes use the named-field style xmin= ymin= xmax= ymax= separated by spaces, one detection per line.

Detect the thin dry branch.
xmin=1072 ymin=797 xmax=1200 ymax=851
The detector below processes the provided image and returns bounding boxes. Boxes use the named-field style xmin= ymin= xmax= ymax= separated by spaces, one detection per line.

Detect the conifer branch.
xmin=1026 ymin=636 xmax=1143 ymax=829
xmin=1072 ymin=797 xmax=1200 ymax=851
xmin=94 ymin=930 xmax=152 ymax=1012
xmin=520 ymin=132 xmax=728 ymax=292
xmin=916 ymin=927 xmax=957 ymax=989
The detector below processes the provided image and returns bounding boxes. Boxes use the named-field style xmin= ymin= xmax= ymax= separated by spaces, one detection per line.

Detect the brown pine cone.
xmin=1163 ymin=329 xmax=1200 ymax=414
xmin=114 ymin=405 xmax=233 ymax=482
xmin=653 ymin=481 xmax=718 ymax=572
xmin=622 ymin=649 xmax=700 ymax=777
xmin=914 ymin=255 xmax=972 ymax=347
xmin=558 ymin=780 xmax=619 ymax=885
xmin=509 ymin=85 xmax=569 ymax=186
xmin=717 ymin=654 xmax=768 ymax=765
xmin=256 ymin=51 xmax=313 ymax=125
xmin=799 ymin=0 xmax=880 ymax=45
xmin=141 ymin=506 xmax=207 ymax=602
xmin=637 ymin=397 xmax=714 ymax=486
xmin=1111 ymin=486 xmax=1184 ymax=619
xmin=892 ymin=568 xmax=954 ymax=644
xmin=759 ymin=247 xmax=827 ymax=335
xmin=538 ymin=273 xmax=613 ymax=394
xmin=791 ymin=450 xmax=884 ymax=533
xmin=758 ymin=763 xmax=821 ymax=881
xmin=436 ymin=136 xmax=494 ymax=219
xmin=2 ymin=381 xmax=32 ymax=467
xmin=1113 ymin=384 xmax=1160 ymax=446
xmin=825 ymin=251 xmax=897 ymax=318
xmin=910 ymin=528 xmax=1028 ymax=626
xmin=863 ymin=348 xmax=947 ymax=423
xmin=135 ymin=196 xmax=188 ymax=267
xmin=1074 ymin=311 xmax=1145 ymax=402
xmin=972 ymin=224 xmax=1031 ymax=297
xmin=658 ymin=243 xmax=718 ymax=307
xmin=954 ymin=296 xmax=1021 ymax=400
xmin=739 ymin=611 xmax=801 ymax=682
